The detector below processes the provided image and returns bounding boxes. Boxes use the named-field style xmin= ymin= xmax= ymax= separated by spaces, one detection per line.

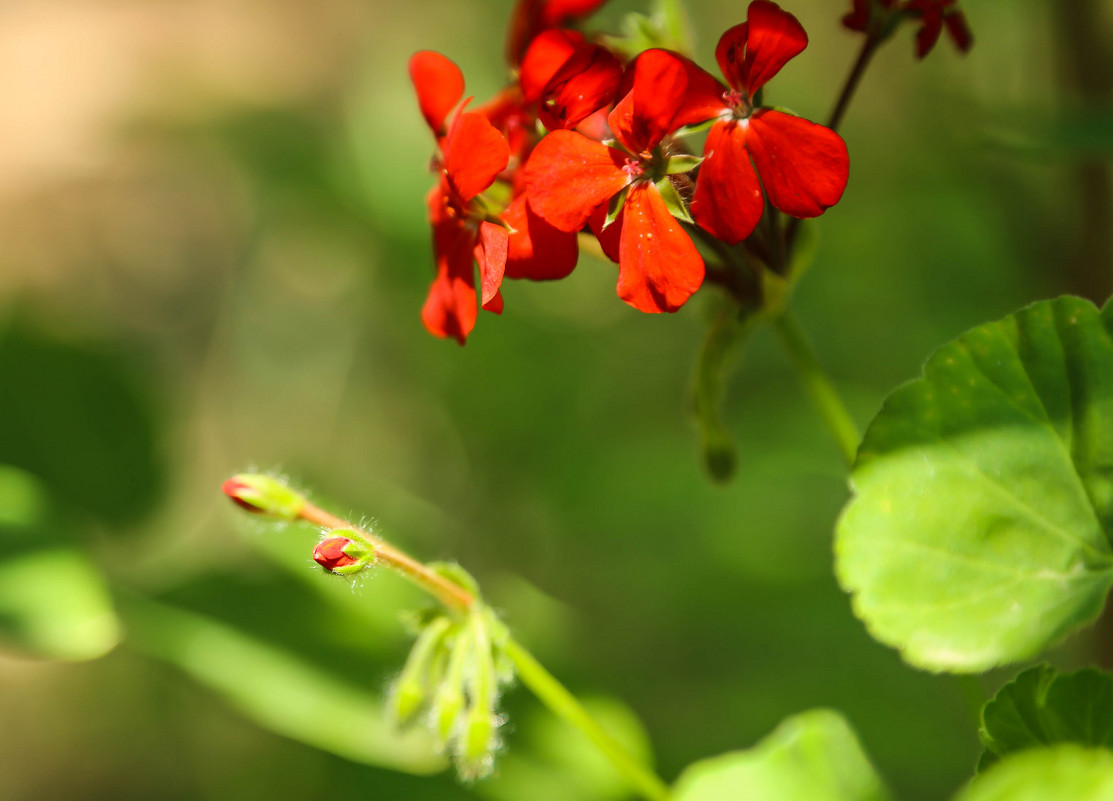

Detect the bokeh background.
xmin=1 ymin=0 xmax=1111 ymax=799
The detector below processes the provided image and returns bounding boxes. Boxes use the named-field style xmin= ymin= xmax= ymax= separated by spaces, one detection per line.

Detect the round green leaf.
xmin=837 ymin=297 xmax=1113 ymax=672
xmin=955 ymin=746 xmax=1113 ymax=801
xmin=672 ymin=710 xmax=891 ymax=801
xmin=979 ymin=664 xmax=1113 ymax=770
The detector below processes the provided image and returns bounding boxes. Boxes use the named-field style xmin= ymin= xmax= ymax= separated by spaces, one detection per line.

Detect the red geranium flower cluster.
xmin=843 ymin=0 xmax=972 ymax=58
xmin=410 ymin=0 xmax=849 ymax=343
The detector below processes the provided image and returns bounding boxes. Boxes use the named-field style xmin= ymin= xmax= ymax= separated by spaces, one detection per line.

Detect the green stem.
xmin=503 ymin=637 xmax=672 ymax=801
xmin=771 ymin=311 xmax=860 ymax=467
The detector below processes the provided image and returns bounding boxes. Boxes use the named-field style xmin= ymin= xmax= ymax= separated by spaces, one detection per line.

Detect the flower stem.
xmin=771 ymin=311 xmax=860 ymax=467
xmin=297 ymin=502 xmax=476 ymax=612
xmin=828 ymin=37 xmax=878 ymax=133
xmin=295 ymin=499 xmax=668 ymax=799
xmin=502 ymin=636 xmax=672 ymax=801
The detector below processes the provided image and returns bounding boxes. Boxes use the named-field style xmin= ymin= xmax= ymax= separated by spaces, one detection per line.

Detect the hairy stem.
xmin=503 ymin=637 xmax=672 ymax=801
xmin=297 ymin=500 xmax=669 ymax=799
xmin=297 ymin=502 xmax=476 ymax=612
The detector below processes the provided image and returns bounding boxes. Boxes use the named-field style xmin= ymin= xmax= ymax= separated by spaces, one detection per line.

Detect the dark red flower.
xmin=904 ymin=0 xmax=972 ymax=58
xmin=525 ymin=50 xmax=704 ymax=313
xmin=676 ymin=1 xmax=850 ymax=244
xmin=842 ymin=0 xmax=972 ymax=58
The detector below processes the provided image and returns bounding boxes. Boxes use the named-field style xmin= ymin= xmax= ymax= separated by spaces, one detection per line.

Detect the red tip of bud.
xmin=314 ymin=537 xmax=359 ymax=570
xmin=313 ymin=533 xmax=372 ymax=575
xmin=222 ymin=478 xmax=261 ymax=513
xmin=221 ymin=473 xmax=307 ymax=519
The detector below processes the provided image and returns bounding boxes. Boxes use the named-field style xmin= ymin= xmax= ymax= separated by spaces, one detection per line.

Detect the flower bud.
xmin=313 ymin=532 xmax=373 ymax=575
xmin=222 ymin=474 xmax=307 ymax=520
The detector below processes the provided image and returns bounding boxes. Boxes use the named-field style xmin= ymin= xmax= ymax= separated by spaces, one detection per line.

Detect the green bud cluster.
xmin=388 ymin=584 xmax=513 ymax=781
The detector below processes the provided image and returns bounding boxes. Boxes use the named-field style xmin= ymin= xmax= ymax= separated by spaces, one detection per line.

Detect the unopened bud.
xmin=313 ymin=532 xmax=373 ymax=575
xmin=222 ymin=474 xmax=306 ymax=520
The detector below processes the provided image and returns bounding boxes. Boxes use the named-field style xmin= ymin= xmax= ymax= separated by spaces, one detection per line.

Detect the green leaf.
xmin=0 ymin=320 xmax=162 ymax=525
xmin=0 ymin=465 xmax=121 ymax=661
xmin=955 ymin=745 xmax=1113 ymax=801
xmin=837 ymin=296 xmax=1113 ymax=672
xmin=672 ymin=710 xmax=891 ymax=801
xmin=979 ymin=664 xmax=1113 ymax=770
xmin=121 ymin=594 xmax=447 ymax=775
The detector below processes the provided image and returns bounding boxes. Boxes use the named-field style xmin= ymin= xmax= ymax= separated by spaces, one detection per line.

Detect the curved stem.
xmin=297 ymin=502 xmax=475 ymax=612
xmin=771 ymin=311 xmax=860 ymax=467
xmin=828 ymin=37 xmax=879 ymax=133
xmin=503 ymin=637 xmax=672 ymax=801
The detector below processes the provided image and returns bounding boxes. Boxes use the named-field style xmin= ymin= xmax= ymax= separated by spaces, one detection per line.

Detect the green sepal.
xmin=664 ymin=154 xmax=703 ymax=175
xmin=224 ymin=473 xmax=307 ymax=520
xmin=603 ymin=185 xmax=632 ymax=230
xmin=388 ymin=616 xmax=454 ymax=727
xmin=655 ymin=177 xmax=693 ymax=223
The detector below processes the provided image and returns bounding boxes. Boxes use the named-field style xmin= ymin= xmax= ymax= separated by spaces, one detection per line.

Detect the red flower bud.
xmin=221 ymin=474 xmax=307 ymax=520
xmin=313 ymin=532 xmax=373 ymax=575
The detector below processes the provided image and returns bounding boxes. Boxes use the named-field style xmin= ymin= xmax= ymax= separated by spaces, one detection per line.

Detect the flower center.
xmin=722 ymin=89 xmax=751 ymax=119
xmin=622 ymin=158 xmax=646 ymax=180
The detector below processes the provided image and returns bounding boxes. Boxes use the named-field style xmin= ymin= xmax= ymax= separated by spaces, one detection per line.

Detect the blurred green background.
xmin=1 ymin=0 xmax=1110 ymax=799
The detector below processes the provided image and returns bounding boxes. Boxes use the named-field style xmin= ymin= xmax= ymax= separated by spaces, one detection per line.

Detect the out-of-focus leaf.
xmin=0 ymin=465 xmax=120 ymax=661
xmin=481 ymin=695 xmax=654 ymax=801
xmin=979 ymin=664 xmax=1113 ymax=770
xmin=0 ymin=549 xmax=121 ymax=661
xmin=837 ymin=296 xmax=1113 ymax=672
xmin=955 ymin=745 xmax=1113 ymax=801
xmin=0 ymin=320 xmax=162 ymax=525
xmin=672 ymin=709 xmax=891 ymax=801
xmin=121 ymin=594 xmax=446 ymax=775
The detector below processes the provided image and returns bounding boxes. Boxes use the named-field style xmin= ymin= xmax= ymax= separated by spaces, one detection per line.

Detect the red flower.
xmin=904 ymin=0 xmax=972 ymax=58
xmin=410 ymin=51 xmax=511 ymax=344
xmin=677 ymin=1 xmax=850 ymax=245
xmin=526 ymin=50 xmax=704 ymax=313
xmin=842 ymin=0 xmax=972 ymax=58
xmin=506 ymin=0 xmax=611 ymax=66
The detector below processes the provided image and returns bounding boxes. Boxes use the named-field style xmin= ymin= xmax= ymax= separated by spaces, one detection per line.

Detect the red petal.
xmin=520 ymin=29 xmax=584 ymax=102
xmin=506 ymin=0 xmax=609 ymax=65
xmin=609 ymin=49 xmax=688 ymax=155
xmin=691 ymin=120 xmax=764 ymax=245
xmin=409 ymin=51 xmax=465 ymax=136
xmin=673 ymin=56 xmax=731 ymax=129
xmin=524 ymin=130 xmax=629 ymax=231
xmin=616 ymin=183 xmax=704 ymax=313
xmin=538 ymin=43 xmax=622 ymax=131
xmin=913 ymin=5 xmax=944 ymax=58
xmin=475 ymin=221 xmax=508 ymax=307
xmin=586 ymin=203 xmax=622 ymax=264
xmin=732 ymin=1 xmax=808 ymax=96
xmin=746 ymin=109 xmax=849 ymax=219
xmin=504 ymin=195 xmax=579 ymax=280
xmin=943 ymin=10 xmax=973 ymax=53
xmin=443 ymin=112 xmax=510 ymax=202
xmin=423 ymin=216 xmax=478 ymax=345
